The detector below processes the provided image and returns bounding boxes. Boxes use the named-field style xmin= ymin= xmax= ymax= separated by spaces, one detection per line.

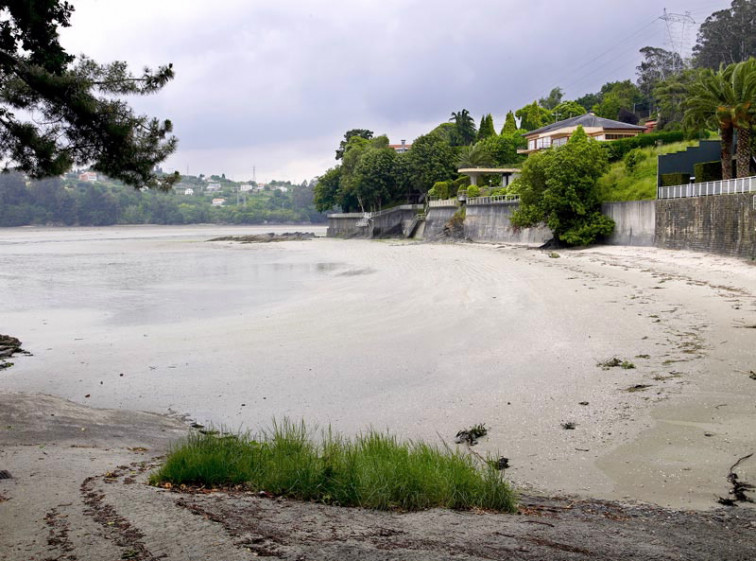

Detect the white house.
xmin=206 ymin=182 xmax=222 ymax=192
xmin=519 ymin=113 xmax=646 ymax=155
xmin=211 ymin=198 xmax=225 ymax=207
xmin=78 ymin=171 xmax=98 ymax=182
xmin=239 ymin=183 xmax=253 ymax=192
xmin=184 ymin=188 xmax=194 ymax=196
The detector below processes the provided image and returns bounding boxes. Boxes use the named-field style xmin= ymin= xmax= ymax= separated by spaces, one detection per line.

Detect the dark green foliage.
xmin=477 ymin=114 xmax=496 ymax=141
xmin=653 ymin=69 xmax=700 ymax=129
xmin=592 ymin=80 xmax=644 ymax=120
xmin=456 ymin=142 xmax=494 ymax=169
xmin=149 ymin=422 xmax=517 ymax=513
xmin=478 ymin=134 xmax=525 ymax=166
xmin=636 ymin=46 xmax=684 ymax=99
xmin=403 ymin=133 xmax=457 ymax=193
xmin=0 ymin=172 xmax=325 ymax=226
xmin=515 ymin=101 xmax=552 ymax=132
xmin=660 ymin=173 xmax=691 ymax=186
xmin=500 ymin=111 xmax=518 ymax=135
xmin=602 ymin=131 xmax=685 ymax=161
xmin=465 ymin=184 xmax=481 ymax=198
xmin=576 ymin=92 xmax=601 ymax=112
xmin=450 ymin=109 xmax=477 ymax=146
xmin=538 ymin=87 xmax=564 ymax=110
xmin=428 ymin=180 xmax=451 ymax=200
xmin=551 ymin=101 xmax=586 ymax=122
xmin=512 ymin=127 xmax=614 ymax=246
xmin=694 ymin=160 xmax=723 ymax=182
xmin=335 ymin=129 xmax=373 ymax=160
xmin=693 ymin=0 xmax=756 ymax=69
xmin=623 ymin=148 xmax=648 ymax=173
xmin=0 ymin=1 xmax=178 ymax=189
xmin=353 ymin=147 xmax=398 ymax=210
xmin=314 ymin=166 xmax=342 ymax=212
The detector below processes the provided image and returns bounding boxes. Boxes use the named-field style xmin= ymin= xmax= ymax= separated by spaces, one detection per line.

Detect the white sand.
xmin=2 ymin=228 xmax=755 ymax=509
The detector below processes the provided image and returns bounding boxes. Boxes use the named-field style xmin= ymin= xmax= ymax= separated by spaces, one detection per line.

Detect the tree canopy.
xmin=500 ymin=111 xmax=518 ymax=134
xmin=0 ymin=0 xmax=178 ymax=189
xmin=335 ymin=129 xmax=373 ymax=160
xmin=538 ymin=87 xmax=564 ymax=110
xmin=476 ymin=114 xmax=496 ymax=141
xmin=693 ymin=0 xmax=756 ymax=69
xmin=511 ymin=127 xmax=613 ymax=246
xmin=684 ymin=58 xmax=756 ymax=179
xmin=449 ymin=109 xmax=477 ymax=145
xmin=515 ymin=101 xmax=552 ymax=132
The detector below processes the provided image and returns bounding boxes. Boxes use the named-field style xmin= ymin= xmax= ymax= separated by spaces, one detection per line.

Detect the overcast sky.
xmin=59 ymin=0 xmax=731 ymax=184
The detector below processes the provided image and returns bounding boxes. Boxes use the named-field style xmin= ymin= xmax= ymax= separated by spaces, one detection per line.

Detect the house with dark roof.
xmin=519 ymin=113 xmax=646 ymax=154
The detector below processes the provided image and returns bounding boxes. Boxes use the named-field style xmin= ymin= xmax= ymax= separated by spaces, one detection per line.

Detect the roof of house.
xmin=525 ymin=113 xmax=646 ymax=137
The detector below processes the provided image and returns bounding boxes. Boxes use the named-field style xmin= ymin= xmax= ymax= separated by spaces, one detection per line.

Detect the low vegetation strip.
xmin=149 ymin=421 xmax=517 ymax=512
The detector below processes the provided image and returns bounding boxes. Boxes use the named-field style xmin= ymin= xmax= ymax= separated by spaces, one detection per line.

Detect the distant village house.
xmin=389 ymin=140 xmax=411 ymax=153
xmin=78 ymin=171 xmax=98 ymax=182
xmin=211 ymin=198 xmax=225 ymax=207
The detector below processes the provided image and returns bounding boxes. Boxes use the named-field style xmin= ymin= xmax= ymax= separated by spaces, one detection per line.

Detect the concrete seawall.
xmin=464 ymin=203 xmax=551 ymax=244
xmin=602 ymin=200 xmax=655 ymax=246
xmin=326 ymin=195 xmax=756 ymax=259
xmin=423 ymin=206 xmax=458 ymax=240
xmin=327 ymin=205 xmax=422 ymax=238
xmin=655 ymin=194 xmax=755 ymax=259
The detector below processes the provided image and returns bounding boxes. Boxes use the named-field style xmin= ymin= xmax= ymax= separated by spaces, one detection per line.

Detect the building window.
xmin=605 ymin=133 xmax=634 ymax=140
xmin=536 ymin=137 xmax=551 ymax=149
xmin=528 ymin=139 xmax=536 ymax=150
xmin=552 ymin=137 xmax=567 ymax=147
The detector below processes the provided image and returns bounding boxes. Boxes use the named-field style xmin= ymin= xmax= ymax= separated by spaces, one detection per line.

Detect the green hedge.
xmin=693 ymin=160 xmax=736 ymax=183
xmin=693 ymin=161 xmax=721 ymax=183
xmin=660 ymin=173 xmax=690 ymax=186
xmin=603 ymin=132 xmax=685 ymax=162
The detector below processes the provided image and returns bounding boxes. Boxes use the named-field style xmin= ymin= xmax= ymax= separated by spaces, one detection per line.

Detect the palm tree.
xmin=684 ymin=66 xmax=735 ymax=180
xmin=449 ymin=109 xmax=477 ymax=146
xmin=684 ymin=58 xmax=756 ymax=179
xmin=456 ymin=142 xmax=494 ymax=169
xmin=728 ymin=58 xmax=756 ymax=178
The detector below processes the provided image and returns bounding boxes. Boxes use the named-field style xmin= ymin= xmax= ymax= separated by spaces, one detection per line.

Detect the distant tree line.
xmin=0 ymin=173 xmax=326 ymax=227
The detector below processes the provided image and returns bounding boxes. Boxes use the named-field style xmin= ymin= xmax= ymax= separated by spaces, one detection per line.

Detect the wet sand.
xmin=1 ymin=227 xmax=755 ymax=509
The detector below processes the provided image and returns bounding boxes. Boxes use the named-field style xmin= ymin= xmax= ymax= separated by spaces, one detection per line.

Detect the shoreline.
xmin=1 ymin=391 xmax=754 ymax=560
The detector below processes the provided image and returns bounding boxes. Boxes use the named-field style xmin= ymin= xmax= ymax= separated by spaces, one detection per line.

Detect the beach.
xmin=1 ymin=227 xmax=755 ymax=558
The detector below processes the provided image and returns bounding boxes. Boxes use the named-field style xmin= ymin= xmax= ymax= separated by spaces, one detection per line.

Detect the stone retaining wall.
xmin=655 ymin=194 xmax=755 ymax=259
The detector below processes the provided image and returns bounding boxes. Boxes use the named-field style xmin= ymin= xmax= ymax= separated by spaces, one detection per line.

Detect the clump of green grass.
xmin=149 ymin=420 xmax=517 ymax=513
xmin=597 ymin=357 xmax=636 ymax=370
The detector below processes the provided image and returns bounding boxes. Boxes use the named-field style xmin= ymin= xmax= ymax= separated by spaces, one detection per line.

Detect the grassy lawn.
xmin=149 ymin=421 xmax=517 ymax=512
xmin=598 ymin=140 xmax=698 ymax=202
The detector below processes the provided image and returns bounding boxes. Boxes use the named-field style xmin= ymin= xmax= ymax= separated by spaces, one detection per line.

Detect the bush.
xmin=660 ymin=173 xmax=690 ymax=186
xmin=466 ymin=184 xmax=481 ymax=198
xmin=149 ymin=421 xmax=516 ymax=512
xmin=603 ymin=131 xmax=685 ymax=162
xmin=430 ymin=181 xmax=447 ymax=199
xmin=623 ymin=148 xmax=648 ymax=174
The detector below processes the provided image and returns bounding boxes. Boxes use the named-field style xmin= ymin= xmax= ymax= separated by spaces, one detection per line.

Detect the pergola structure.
xmin=457 ymin=167 xmax=520 ymax=186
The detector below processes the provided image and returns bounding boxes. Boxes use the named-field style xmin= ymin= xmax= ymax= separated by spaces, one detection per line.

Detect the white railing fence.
xmin=658 ymin=175 xmax=756 ymax=200
xmin=466 ymin=195 xmax=520 ymax=205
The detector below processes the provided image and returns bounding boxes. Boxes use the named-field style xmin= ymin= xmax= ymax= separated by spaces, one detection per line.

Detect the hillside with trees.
xmin=313 ymin=0 xmax=756 ymax=245
xmin=0 ymin=172 xmax=326 ymax=227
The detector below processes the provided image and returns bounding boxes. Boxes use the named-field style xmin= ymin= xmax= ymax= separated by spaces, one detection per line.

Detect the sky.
xmin=58 ymin=0 xmax=732 ymax=184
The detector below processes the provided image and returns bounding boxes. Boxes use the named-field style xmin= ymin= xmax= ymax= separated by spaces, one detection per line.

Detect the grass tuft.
xmin=149 ymin=420 xmax=517 ymax=513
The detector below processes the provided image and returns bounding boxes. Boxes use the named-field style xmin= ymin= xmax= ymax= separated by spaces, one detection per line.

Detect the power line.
xmin=535 ymin=15 xmax=661 ymax=98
